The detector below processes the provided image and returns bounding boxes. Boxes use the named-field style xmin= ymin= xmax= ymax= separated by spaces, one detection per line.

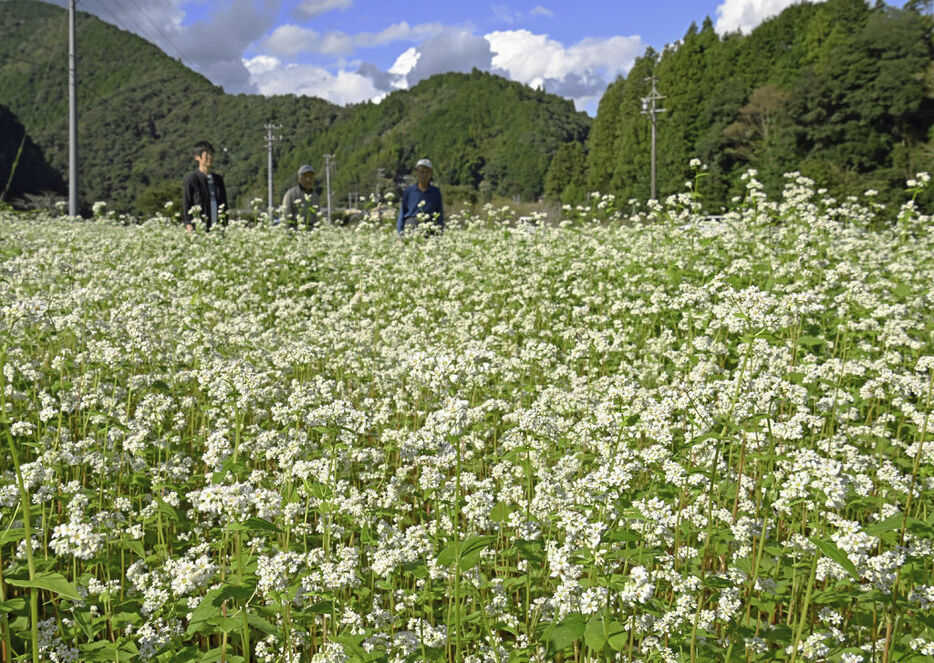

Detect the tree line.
xmin=1 ymin=0 xmax=932 ymax=216
xmin=553 ymin=0 xmax=934 ymax=212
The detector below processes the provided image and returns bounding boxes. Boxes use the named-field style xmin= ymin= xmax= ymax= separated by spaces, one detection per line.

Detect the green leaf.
xmin=584 ymin=615 xmax=607 ymax=652
xmin=247 ymin=612 xmax=278 ymax=636
xmin=544 ymin=612 xmax=586 ymax=652
xmin=228 ymin=517 xmax=282 ymax=533
xmin=308 ymin=600 xmax=335 ymax=614
xmin=0 ymin=528 xmax=25 ymax=546
xmin=437 ymin=535 xmax=496 ymax=570
xmin=150 ymin=380 xmax=172 ymax=394
xmin=0 ymin=597 xmax=26 ymax=613
xmin=513 ymin=539 xmax=545 ymax=565
xmin=7 ymin=572 xmax=82 ymax=601
xmin=798 ymin=335 xmax=824 ymax=348
xmin=813 ymin=537 xmax=860 ymax=582
xmin=72 ymin=608 xmax=96 ymax=639
xmin=209 ymin=615 xmax=242 ymax=633
xmin=124 ymin=539 xmax=146 ymax=558
xmin=704 ymin=576 xmax=734 ymax=589
xmin=606 ymin=621 xmax=628 ymax=651
xmin=489 ymin=501 xmax=515 ymax=522
xmin=186 ymin=584 xmax=254 ymax=636
xmin=893 ymin=283 xmax=912 ymax=298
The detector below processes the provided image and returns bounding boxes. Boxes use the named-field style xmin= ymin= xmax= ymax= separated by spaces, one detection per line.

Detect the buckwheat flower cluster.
xmin=37 ymin=617 xmax=79 ymax=663
xmin=50 ymin=517 xmax=103 ymax=560
xmin=257 ymin=550 xmax=305 ymax=595
xmin=165 ymin=553 xmax=216 ymax=596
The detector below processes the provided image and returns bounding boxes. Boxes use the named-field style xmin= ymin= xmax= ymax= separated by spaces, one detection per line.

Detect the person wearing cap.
xmin=281 ymin=164 xmax=320 ymax=229
xmin=397 ymin=158 xmax=444 ymax=235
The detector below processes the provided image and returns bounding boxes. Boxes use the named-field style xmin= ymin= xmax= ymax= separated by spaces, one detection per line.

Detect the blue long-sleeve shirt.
xmin=397 ymin=184 xmax=444 ymax=233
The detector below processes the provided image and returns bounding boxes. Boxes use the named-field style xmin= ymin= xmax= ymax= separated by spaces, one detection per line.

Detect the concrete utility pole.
xmin=68 ymin=0 xmax=78 ymax=216
xmin=264 ymin=123 xmax=281 ymax=218
xmin=324 ymin=153 xmax=334 ymax=224
xmin=640 ymin=76 xmax=666 ymax=201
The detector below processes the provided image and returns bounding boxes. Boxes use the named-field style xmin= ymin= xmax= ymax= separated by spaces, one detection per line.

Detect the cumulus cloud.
xmin=402 ymin=30 xmax=494 ymax=83
xmin=244 ymin=55 xmax=384 ymax=104
xmin=259 ymin=21 xmax=446 ymax=57
xmin=63 ymin=0 xmax=642 ymax=114
xmin=486 ymin=30 xmax=642 ymax=109
xmin=715 ymin=0 xmax=826 ymax=34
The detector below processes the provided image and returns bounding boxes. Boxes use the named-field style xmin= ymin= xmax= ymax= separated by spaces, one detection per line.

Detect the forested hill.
xmin=0 ymin=0 xmax=590 ymax=214
xmin=575 ymin=0 xmax=934 ymax=210
xmin=0 ymin=102 xmax=64 ymax=201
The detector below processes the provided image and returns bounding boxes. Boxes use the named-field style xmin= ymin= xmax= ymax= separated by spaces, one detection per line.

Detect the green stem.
xmin=5 ymin=427 xmax=39 ymax=663
xmin=789 ymin=551 xmax=818 ymax=663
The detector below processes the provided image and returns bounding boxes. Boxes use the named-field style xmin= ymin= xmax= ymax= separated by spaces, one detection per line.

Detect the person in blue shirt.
xmin=397 ymin=158 xmax=444 ymax=235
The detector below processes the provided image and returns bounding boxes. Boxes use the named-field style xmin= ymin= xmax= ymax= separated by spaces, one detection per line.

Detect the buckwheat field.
xmin=2 ymin=172 xmax=934 ymax=663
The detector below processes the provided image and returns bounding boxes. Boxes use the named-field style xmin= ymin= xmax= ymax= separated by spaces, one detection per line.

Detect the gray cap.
xmin=415 ymin=158 xmax=433 ymax=170
xmin=298 ymin=164 xmax=315 ymax=176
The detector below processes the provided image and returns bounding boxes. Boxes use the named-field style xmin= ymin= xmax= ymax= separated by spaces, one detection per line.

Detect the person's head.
xmin=194 ymin=140 xmax=215 ymax=173
xmin=415 ymin=158 xmax=433 ymax=189
xmin=298 ymin=164 xmax=315 ymax=190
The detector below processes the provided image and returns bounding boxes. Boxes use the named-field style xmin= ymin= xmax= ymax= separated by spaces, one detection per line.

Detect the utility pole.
xmin=68 ymin=0 xmax=78 ymax=216
xmin=640 ymin=76 xmax=666 ymax=201
xmin=264 ymin=122 xmax=281 ymax=218
xmin=324 ymin=153 xmax=334 ymax=224
xmin=375 ymin=167 xmax=385 ymax=219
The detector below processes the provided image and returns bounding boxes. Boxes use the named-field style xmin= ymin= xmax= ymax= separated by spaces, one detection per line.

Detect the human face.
xmin=299 ymin=171 xmax=315 ymax=190
xmin=195 ymin=150 xmax=214 ymax=174
xmin=416 ymin=165 xmax=432 ymax=190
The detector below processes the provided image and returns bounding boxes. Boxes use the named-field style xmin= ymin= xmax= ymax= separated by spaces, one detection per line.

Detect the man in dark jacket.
xmin=183 ymin=140 xmax=228 ymax=231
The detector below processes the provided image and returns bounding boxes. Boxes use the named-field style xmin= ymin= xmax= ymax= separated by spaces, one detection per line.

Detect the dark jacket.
xmin=183 ymin=170 xmax=227 ymax=229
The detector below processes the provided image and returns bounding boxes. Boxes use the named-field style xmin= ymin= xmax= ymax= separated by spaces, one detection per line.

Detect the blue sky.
xmin=58 ymin=0 xmax=822 ymax=114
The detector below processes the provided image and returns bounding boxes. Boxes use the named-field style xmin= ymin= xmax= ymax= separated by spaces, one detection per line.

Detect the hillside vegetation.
xmin=579 ymin=0 xmax=934 ymax=210
xmin=0 ymin=0 xmax=589 ymax=214
xmin=0 ymin=102 xmax=63 ymax=202
xmin=1 ymin=0 xmax=932 ymax=216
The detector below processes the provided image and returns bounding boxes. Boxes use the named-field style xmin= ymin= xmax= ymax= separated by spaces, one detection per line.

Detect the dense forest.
xmin=1 ymin=0 xmax=932 ymax=215
xmin=577 ymin=0 xmax=934 ymax=210
xmin=0 ymin=102 xmax=63 ymax=202
xmin=0 ymin=0 xmax=588 ymax=214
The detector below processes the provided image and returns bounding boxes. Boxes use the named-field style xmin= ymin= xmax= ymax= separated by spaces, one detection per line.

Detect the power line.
xmin=79 ymin=0 xmax=194 ymax=71
xmin=117 ymin=0 xmax=194 ymax=68
xmin=0 ymin=53 xmax=49 ymax=68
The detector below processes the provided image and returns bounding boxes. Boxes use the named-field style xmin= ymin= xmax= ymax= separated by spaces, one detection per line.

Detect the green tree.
xmin=545 ymin=141 xmax=588 ymax=203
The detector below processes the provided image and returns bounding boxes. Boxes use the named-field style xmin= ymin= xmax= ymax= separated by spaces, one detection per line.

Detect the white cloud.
xmin=370 ymin=21 xmax=447 ymax=46
xmin=389 ymin=47 xmax=421 ymax=77
xmin=486 ymin=29 xmax=641 ymax=86
xmin=295 ymin=0 xmax=353 ymax=19
xmin=403 ymin=29 xmax=494 ymax=84
xmin=715 ymin=0 xmax=825 ymax=34
xmin=258 ymin=21 xmax=446 ymax=57
xmin=244 ymin=56 xmax=383 ymax=105
xmin=491 ymin=5 xmax=518 ymax=24
xmin=491 ymin=4 xmax=555 ymax=24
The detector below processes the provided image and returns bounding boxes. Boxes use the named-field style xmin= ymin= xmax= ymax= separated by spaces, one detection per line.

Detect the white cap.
xmin=415 ymin=158 xmax=433 ymax=170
